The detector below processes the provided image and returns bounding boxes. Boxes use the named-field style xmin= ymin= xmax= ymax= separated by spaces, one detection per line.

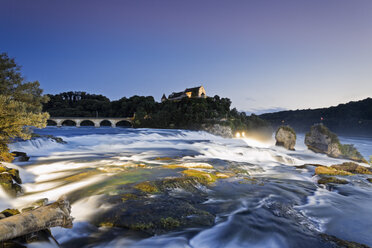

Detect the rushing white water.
xmin=3 ymin=127 xmax=372 ymax=247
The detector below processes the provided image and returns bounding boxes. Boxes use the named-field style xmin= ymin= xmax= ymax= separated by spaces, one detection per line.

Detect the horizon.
xmin=1 ymin=0 xmax=372 ymax=113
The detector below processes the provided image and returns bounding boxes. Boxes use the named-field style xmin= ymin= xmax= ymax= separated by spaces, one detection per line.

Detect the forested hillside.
xmin=260 ymin=98 xmax=372 ymax=135
xmin=43 ymin=92 xmax=271 ymax=132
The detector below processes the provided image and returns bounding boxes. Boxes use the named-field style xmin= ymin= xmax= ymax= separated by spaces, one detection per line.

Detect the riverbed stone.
xmin=0 ymin=165 xmax=23 ymax=197
xmin=305 ymin=124 xmax=367 ymax=163
xmin=201 ymin=124 xmax=233 ymax=138
xmin=331 ymin=162 xmax=372 ymax=175
xmin=94 ymin=175 xmax=216 ymax=234
xmin=11 ymin=151 xmax=30 ymax=162
xmin=305 ymin=124 xmax=342 ymax=157
xmin=275 ymin=125 xmax=296 ymax=150
xmin=315 ymin=166 xmax=352 ymax=176
xmin=318 ymin=176 xmax=348 ymax=185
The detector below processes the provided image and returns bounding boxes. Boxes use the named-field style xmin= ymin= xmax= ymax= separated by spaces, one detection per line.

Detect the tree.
xmin=0 ymin=53 xmax=49 ymax=162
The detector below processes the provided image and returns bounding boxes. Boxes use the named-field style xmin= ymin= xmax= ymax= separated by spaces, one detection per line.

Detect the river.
xmin=2 ymin=127 xmax=372 ymax=248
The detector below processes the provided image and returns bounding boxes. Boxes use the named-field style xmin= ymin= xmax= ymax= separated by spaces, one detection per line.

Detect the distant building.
xmin=162 ymin=86 xmax=206 ymax=102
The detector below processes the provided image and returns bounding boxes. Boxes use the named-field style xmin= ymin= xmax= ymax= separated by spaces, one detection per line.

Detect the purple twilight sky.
xmin=1 ymin=0 xmax=372 ymax=113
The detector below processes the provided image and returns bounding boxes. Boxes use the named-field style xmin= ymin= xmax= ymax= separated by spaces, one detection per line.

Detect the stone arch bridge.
xmin=48 ymin=117 xmax=134 ymax=128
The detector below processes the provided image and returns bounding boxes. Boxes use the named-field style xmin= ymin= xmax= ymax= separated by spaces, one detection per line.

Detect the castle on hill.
xmin=161 ymin=86 xmax=206 ymax=102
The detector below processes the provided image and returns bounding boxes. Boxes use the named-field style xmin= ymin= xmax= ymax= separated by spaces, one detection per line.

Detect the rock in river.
xmin=305 ymin=124 xmax=367 ymax=163
xmin=275 ymin=125 xmax=296 ymax=150
xmin=0 ymin=164 xmax=23 ymax=197
xmin=11 ymin=151 xmax=30 ymax=162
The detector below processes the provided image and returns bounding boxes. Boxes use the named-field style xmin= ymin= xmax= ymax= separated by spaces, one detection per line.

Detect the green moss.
xmin=331 ymin=162 xmax=372 ymax=175
xmin=318 ymin=177 xmax=348 ymax=185
xmin=99 ymin=222 xmax=114 ymax=227
xmin=155 ymin=177 xmax=208 ymax=193
xmin=134 ymin=181 xmax=159 ymax=193
xmin=21 ymin=206 xmax=35 ymax=213
xmin=0 ymin=165 xmax=22 ymax=184
xmin=1 ymin=208 xmax=20 ymax=217
xmin=317 ymin=124 xmax=340 ymax=144
xmin=121 ymin=193 xmax=138 ymax=202
xmin=160 ymin=217 xmax=180 ymax=229
xmin=338 ymin=144 xmax=367 ymax=163
xmin=182 ymin=169 xmax=217 ymax=184
xmin=367 ymin=178 xmax=372 ymax=183
xmin=315 ymin=166 xmax=353 ymax=176
xmin=0 ymin=173 xmax=14 ymax=183
xmin=130 ymin=222 xmax=155 ymax=231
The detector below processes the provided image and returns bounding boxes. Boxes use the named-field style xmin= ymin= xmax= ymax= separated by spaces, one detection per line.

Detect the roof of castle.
xmin=168 ymin=86 xmax=204 ymax=99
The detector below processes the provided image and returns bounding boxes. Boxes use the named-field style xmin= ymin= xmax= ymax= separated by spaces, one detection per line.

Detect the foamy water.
xmin=3 ymin=127 xmax=372 ymax=247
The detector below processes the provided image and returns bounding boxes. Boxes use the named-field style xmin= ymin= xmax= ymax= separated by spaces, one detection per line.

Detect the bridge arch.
xmin=116 ymin=120 xmax=132 ymax=127
xmin=47 ymin=120 xmax=57 ymax=126
xmin=100 ymin=120 xmax=113 ymax=127
xmin=62 ymin=120 xmax=77 ymax=126
xmin=80 ymin=120 xmax=95 ymax=127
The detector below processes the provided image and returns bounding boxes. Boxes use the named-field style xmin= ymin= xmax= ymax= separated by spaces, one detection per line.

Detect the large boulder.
xmin=275 ymin=125 xmax=296 ymax=150
xmin=305 ymin=124 xmax=367 ymax=163
xmin=201 ymin=124 xmax=233 ymax=138
xmin=11 ymin=151 xmax=30 ymax=162
xmin=0 ymin=165 xmax=23 ymax=197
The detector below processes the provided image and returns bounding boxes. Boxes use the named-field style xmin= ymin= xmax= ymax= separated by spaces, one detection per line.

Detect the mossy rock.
xmin=99 ymin=222 xmax=114 ymax=227
xmin=315 ymin=166 xmax=353 ymax=176
xmin=21 ymin=207 xmax=35 ymax=213
xmin=318 ymin=177 xmax=348 ymax=185
xmin=0 ymin=172 xmax=14 ymax=183
xmin=0 ymin=169 xmax=23 ymax=197
xmin=94 ymin=195 xmax=214 ymax=235
xmin=182 ymin=169 xmax=217 ymax=184
xmin=306 ymin=124 xmax=340 ymax=144
xmin=32 ymin=198 xmax=48 ymax=207
xmin=338 ymin=144 xmax=367 ymax=163
xmin=0 ymin=165 xmax=22 ymax=184
xmin=331 ymin=162 xmax=372 ymax=175
xmin=275 ymin=125 xmax=296 ymax=150
xmin=121 ymin=193 xmax=139 ymax=202
xmin=160 ymin=217 xmax=180 ymax=230
xmin=155 ymin=176 xmax=209 ymax=194
xmin=367 ymin=178 xmax=372 ymax=183
xmin=134 ymin=181 xmax=159 ymax=193
xmin=11 ymin=151 xmax=30 ymax=162
xmin=1 ymin=208 xmax=20 ymax=217
xmin=305 ymin=124 xmax=367 ymax=163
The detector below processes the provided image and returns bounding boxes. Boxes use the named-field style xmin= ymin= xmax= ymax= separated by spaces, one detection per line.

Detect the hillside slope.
xmin=260 ymin=98 xmax=372 ymax=136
